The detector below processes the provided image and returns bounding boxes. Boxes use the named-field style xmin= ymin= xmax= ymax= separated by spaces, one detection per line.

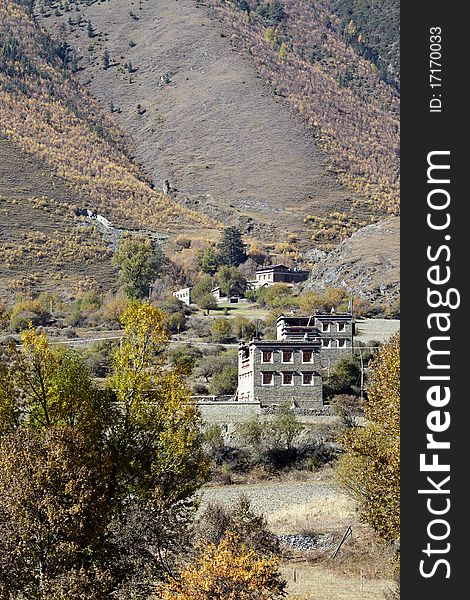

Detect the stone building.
xmin=237 ymin=312 xmax=353 ymax=408
xmin=276 ymin=314 xmax=354 ymax=369
xmin=249 ymin=264 xmax=309 ymax=290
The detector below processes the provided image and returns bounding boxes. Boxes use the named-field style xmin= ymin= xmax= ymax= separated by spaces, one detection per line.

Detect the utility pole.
xmin=359 ymin=348 xmax=364 ymax=400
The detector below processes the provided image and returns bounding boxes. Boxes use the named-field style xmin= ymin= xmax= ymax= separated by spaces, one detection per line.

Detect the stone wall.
xmin=252 ymin=344 xmax=323 ymax=409
xmin=197 ymin=401 xmax=261 ymax=423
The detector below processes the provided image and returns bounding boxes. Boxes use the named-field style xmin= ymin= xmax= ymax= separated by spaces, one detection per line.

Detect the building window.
xmin=261 ymin=372 xmax=274 ymax=386
xmin=302 ymin=372 xmax=315 ymax=386
xmin=321 ymin=322 xmax=330 ymax=332
xmin=282 ymin=350 xmax=293 ymax=363
xmin=302 ymin=350 xmax=313 ymax=363
xmin=261 ymin=350 xmax=274 ymax=363
xmin=282 ymin=372 xmax=294 ymax=386
xmin=337 ymin=339 xmax=347 ymax=348
xmin=322 ymin=339 xmax=331 ymax=348
xmin=338 ymin=323 xmax=346 ymax=332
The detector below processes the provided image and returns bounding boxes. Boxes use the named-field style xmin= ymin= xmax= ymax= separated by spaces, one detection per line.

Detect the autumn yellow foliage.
xmin=157 ymin=531 xmax=287 ymax=599
xmin=0 ymin=0 xmax=218 ymax=235
xmin=336 ymin=333 xmax=400 ymax=544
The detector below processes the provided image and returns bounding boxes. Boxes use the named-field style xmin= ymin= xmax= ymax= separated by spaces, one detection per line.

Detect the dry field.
xmin=201 ymin=475 xmax=394 ymax=599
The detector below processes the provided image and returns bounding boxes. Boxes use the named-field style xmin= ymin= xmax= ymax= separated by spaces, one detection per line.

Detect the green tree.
xmin=271 ymin=404 xmax=304 ymax=451
xmin=112 ymin=235 xmax=164 ymax=299
xmin=238 ymin=415 xmax=266 ymax=450
xmin=323 ymin=354 xmax=362 ymax=400
xmin=209 ymin=365 xmax=238 ymax=396
xmin=87 ymin=19 xmax=94 ymax=38
xmin=216 ymin=265 xmax=247 ymax=297
xmin=210 ymin=318 xmax=234 ymax=342
xmin=336 ymin=334 xmax=400 ymax=543
xmin=108 ymin=301 xmax=209 ymax=503
xmin=198 ymin=244 xmax=220 ymax=275
xmin=217 ymin=226 xmax=247 ymax=266
xmin=198 ymin=293 xmax=218 ymax=315
xmin=233 ymin=315 xmax=257 ymax=340
xmin=192 ymin=276 xmax=217 ymax=314
xmin=0 ymin=326 xmax=110 ymax=438
xmin=192 ymin=275 xmax=213 ymax=302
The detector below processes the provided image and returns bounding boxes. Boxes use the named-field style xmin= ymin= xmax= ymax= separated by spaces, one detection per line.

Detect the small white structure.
xmin=173 ymin=287 xmax=192 ymax=306
xmin=211 ymin=287 xmax=223 ymax=303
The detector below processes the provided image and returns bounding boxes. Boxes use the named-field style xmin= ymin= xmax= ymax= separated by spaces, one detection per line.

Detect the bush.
xmin=196 ymin=495 xmax=280 ymax=557
xmin=9 ymin=297 xmax=51 ymax=332
xmin=192 ymin=382 xmax=209 ymax=395
xmin=209 ymin=365 xmax=238 ymax=396
xmin=168 ymin=345 xmax=202 ymax=375
xmin=82 ymin=341 xmax=114 ymax=377
xmin=94 ymin=294 xmax=128 ymax=328
xmin=9 ymin=310 xmax=44 ymax=332
xmin=203 ymin=424 xmax=225 ymax=458
xmin=232 ymin=315 xmax=256 ymax=340
xmin=165 ymin=311 xmax=187 ymax=334
xmin=331 ymin=394 xmax=363 ymax=428
xmin=210 ymin=318 xmax=234 ymax=342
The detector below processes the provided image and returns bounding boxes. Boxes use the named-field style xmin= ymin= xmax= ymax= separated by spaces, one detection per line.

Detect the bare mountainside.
xmin=39 ymin=0 xmax=372 ymax=242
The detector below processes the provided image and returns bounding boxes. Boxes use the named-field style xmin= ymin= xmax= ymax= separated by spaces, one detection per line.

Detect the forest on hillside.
xmin=330 ymin=0 xmax=400 ymax=88
xmin=208 ymin=0 xmax=400 ymax=216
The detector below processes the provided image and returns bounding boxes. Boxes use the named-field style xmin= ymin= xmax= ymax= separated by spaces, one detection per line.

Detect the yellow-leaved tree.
xmin=107 ymin=300 xmax=209 ymax=503
xmin=157 ymin=531 xmax=287 ymax=599
xmin=0 ymin=303 xmax=209 ymax=597
xmin=336 ymin=333 xmax=400 ymax=544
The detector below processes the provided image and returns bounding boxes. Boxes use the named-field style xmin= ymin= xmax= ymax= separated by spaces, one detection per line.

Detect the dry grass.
xmin=268 ymin=492 xmax=356 ymax=535
xmin=281 ymin=561 xmax=393 ymax=600
xmin=0 ymin=136 xmax=116 ymax=299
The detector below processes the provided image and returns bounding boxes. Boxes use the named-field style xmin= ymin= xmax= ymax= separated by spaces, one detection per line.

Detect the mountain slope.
xmin=38 ymin=0 xmax=379 ymax=244
xmin=0 ymin=135 xmax=114 ymax=298
xmin=0 ymin=0 xmax=216 ymax=234
xmin=304 ymin=216 xmax=399 ymax=302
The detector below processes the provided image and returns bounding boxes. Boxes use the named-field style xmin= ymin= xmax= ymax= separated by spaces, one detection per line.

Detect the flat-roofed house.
xmin=249 ymin=264 xmax=309 ymax=290
xmin=237 ymin=312 xmax=354 ymax=408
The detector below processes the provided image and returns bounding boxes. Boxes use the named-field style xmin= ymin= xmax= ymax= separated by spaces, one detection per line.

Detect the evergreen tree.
xmin=102 ymin=49 xmax=110 ymax=70
xmin=216 ymin=226 xmax=247 ymax=267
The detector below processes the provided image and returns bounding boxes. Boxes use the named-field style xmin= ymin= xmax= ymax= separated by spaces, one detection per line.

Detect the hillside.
xmin=37 ymin=0 xmax=385 ymax=245
xmin=330 ymin=0 xmax=400 ymax=88
xmin=0 ymin=0 xmax=221 ymax=296
xmin=0 ymin=135 xmax=116 ymax=298
xmin=0 ymin=0 xmax=400 ymax=301
xmin=204 ymin=0 xmax=400 ymax=216
xmin=304 ymin=216 xmax=399 ymax=303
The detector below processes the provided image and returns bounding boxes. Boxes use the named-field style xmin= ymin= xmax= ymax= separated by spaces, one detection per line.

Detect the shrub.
xmin=209 ymin=365 xmax=238 ymax=396
xmin=165 ymin=311 xmax=187 ymax=334
xmin=331 ymin=394 xmax=363 ymax=428
xmin=196 ymin=495 xmax=280 ymax=557
xmin=210 ymin=318 xmax=233 ymax=342
xmin=9 ymin=310 xmax=43 ymax=333
xmin=9 ymin=299 xmax=51 ymax=332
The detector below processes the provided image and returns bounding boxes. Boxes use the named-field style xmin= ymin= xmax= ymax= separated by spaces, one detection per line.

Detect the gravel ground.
xmin=199 ymin=479 xmax=339 ymax=516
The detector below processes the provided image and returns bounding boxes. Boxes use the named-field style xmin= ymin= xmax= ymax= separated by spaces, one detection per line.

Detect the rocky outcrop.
xmin=304 ymin=217 xmax=400 ymax=303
